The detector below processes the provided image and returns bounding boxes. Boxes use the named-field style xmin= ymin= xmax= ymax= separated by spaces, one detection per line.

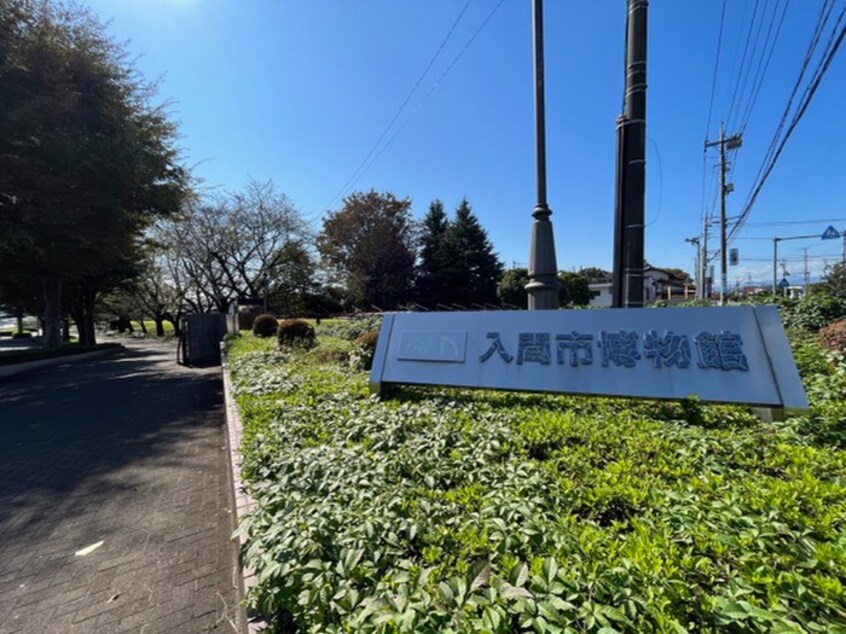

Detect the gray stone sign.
xmin=370 ymin=305 xmax=808 ymax=409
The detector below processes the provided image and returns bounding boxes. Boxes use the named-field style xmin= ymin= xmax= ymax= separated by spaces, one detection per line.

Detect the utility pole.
xmin=804 ymin=247 xmax=810 ymax=288
xmin=705 ymin=122 xmax=742 ymax=306
xmin=684 ymin=236 xmax=700 ymax=296
xmin=525 ymin=0 xmax=560 ymax=310
xmin=611 ymin=0 xmax=648 ymax=308
xmin=772 ymin=237 xmax=780 ymax=295
xmin=702 ymin=215 xmax=710 ymax=300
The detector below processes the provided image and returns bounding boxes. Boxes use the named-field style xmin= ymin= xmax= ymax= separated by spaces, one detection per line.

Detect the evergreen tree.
xmin=415 ymin=199 xmax=451 ymax=307
xmin=442 ymin=198 xmax=503 ymax=306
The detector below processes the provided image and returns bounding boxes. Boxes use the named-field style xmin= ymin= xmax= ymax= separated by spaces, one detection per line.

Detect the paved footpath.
xmin=0 ymin=339 xmax=239 ymax=634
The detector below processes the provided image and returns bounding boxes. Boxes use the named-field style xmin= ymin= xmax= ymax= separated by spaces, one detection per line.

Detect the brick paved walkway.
xmin=0 ymin=339 xmax=239 ymax=634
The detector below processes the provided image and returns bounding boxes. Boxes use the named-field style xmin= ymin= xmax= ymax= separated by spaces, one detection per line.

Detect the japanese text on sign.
xmin=480 ymin=330 xmax=749 ymax=371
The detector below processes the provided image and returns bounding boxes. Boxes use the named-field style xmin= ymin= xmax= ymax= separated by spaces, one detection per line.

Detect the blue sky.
xmin=85 ymin=0 xmax=846 ymax=288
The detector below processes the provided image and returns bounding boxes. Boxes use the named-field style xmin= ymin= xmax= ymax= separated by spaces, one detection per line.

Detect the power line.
xmin=343 ymin=0 xmax=508 ymax=197
xmin=700 ymin=0 xmax=727 ymax=236
xmin=644 ymin=136 xmax=663 ymax=227
xmin=703 ymin=0 xmax=727 ymax=144
xmin=725 ymin=0 xmax=762 ymax=128
xmin=743 ymin=217 xmax=846 ymax=227
xmin=321 ymin=0 xmax=474 ymax=214
xmin=727 ymin=1 xmax=846 ymax=244
xmin=738 ymin=0 xmax=792 ymax=133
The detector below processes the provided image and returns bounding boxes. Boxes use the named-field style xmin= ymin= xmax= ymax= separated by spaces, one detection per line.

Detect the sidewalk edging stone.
xmin=221 ymin=346 xmax=266 ymax=634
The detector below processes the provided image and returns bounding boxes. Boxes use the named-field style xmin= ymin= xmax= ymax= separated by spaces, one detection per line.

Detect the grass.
xmin=226 ymin=328 xmax=846 ymax=634
xmin=130 ymin=320 xmax=176 ymax=336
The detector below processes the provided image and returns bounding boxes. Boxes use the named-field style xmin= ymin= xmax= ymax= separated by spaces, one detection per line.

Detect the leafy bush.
xmin=317 ymin=316 xmax=382 ymax=341
xmin=251 ymin=313 xmax=279 ymax=338
xmin=227 ymin=336 xmax=846 ymax=634
xmin=350 ymin=329 xmax=379 ymax=371
xmin=820 ymin=319 xmax=846 ymax=354
xmin=780 ymin=294 xmax=846 ymax=332
xmin=277 ymin=319 xmax=315 ymax=350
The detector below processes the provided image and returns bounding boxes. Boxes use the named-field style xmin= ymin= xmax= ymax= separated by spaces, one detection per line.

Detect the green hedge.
xmin=227 ymin=333 xmax=846 ymax=634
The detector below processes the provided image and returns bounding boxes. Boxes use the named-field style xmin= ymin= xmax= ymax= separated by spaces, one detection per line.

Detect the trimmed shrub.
xmin=351 ymin=329 xmax=379 ymax=371
xmin=252 ymin=313 xmax=278 ymax=338
xmin=820 ymin=318 xmax=846 ymax=353
xmin=277 ymin=319 xmax=315 ymax=349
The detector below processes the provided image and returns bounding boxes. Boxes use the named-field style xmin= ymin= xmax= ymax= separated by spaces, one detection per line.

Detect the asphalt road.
xmin=0 ymin=338 xmax=239 ymax=634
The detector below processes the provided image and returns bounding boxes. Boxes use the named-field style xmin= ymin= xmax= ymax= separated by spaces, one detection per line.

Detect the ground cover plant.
xmin=227 ymin=311 xmax=846 ymax=634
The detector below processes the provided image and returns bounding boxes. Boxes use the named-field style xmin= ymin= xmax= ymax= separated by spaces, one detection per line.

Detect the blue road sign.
xmin=778 ymin=278 xmax=790 ymax=289
xmin=822 ymin=225 xmax=840 ymax=240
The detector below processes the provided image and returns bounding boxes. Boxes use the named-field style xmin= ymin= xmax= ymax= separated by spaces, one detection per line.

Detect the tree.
xmin=157 ymin=180 xmax=312 ymax=314
xmin=823 ymin=262 xmax=846 ymax=299
xmin=317 ymin=190 xmax=416 ymax=310
xmin=441 ymin=198 xmax=503 ymax=307
xmin=579 ymin=267 xmax=612 ymax=283
xmin=558 ymin=271 xmax=592 ymax=307
xmin=266 ymin=241 xmax=318 ymax=316
xmin=497 ymin=267 xmax=529 ymax=308
xmin=0 ymin=0 xmax=188 ymax=346
xmin=415 ymin=199 xmax=451 ymax=307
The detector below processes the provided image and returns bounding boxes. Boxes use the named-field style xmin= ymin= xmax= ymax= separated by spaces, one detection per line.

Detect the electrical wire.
xmin=321 ymin=0 xmax=474 ymax=214
xmin=725 ymin=0 xmax=762 ymax=128
xmin=744 ymin=217 xmax=846 ymax=227
xmin=700 ymin=0 xmax=727 ymax=240
xmin=343 ymin=0 xmax=508 ymax=196
xmin=738 ymin=0 xmax=791 ymax=133
xmin=727 ymin=0 xmax=845 ymax=244
xmin=644 ymin=136 xmax=663 ymax=227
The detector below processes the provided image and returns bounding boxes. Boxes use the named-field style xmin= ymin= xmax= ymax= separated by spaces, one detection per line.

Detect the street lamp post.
xmin=525 ymin=0 xmax=560 ymax=310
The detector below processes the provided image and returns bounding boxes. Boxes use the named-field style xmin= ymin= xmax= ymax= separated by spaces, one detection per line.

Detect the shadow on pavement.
xmin=0 ymin=342 xmax=224 ymax=546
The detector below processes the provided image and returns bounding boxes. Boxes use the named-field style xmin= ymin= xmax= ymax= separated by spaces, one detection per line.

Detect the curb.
xmin=0 ymin=347 xmax=122 ymax=379
xmin=221 ymin=348 xmax=266 ymax=634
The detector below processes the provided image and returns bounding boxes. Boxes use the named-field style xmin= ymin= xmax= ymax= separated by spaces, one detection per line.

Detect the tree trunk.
xmin=154 ymin=315 xmax=165 ymax=337
xmin=166 ymin=313 xmax=182 ymax=337
xmin=81 ymin=283 xmax=98 ymax=345
xmin=42 ymin=275 xmax=62 ymax=348
xmin=15 ymin=310 xmax=23 ymax=336
xmin=138 ymin=319 xmax=148 ymax=335
xmin=62 ymin=318 xmax=71 ymax=342
xmin=70 ymin=311 xmax=82 ymax=341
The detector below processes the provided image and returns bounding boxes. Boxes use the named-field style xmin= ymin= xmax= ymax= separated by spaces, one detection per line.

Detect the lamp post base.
xmin=526 ymin=206 xmax=560 ymax=310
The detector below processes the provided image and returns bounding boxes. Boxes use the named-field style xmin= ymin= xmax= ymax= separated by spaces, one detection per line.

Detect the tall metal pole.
xmin=772 ymin=237 xmax=779 ymax=295
xmin=611 ymin=117 xmax=626 ymax=306
xmin=719 ymin=122 xmax=728 ymax=306
xmin=525 ymin=0 xmax=560 ymax=309
xmin=612 ymin=0 xmax=648 ymax=307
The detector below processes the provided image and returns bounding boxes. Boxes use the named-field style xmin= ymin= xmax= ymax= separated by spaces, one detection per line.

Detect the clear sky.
xmin=84 ymin=0 xmax=846 ymax=289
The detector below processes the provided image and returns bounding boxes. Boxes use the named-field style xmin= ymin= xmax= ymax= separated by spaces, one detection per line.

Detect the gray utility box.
xmin=180 ymin=313 xmax=227 ymax=365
